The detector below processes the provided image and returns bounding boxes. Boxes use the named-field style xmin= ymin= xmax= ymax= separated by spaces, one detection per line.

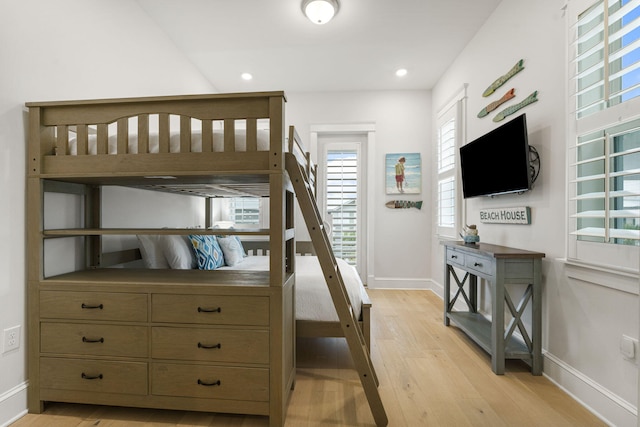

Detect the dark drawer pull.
xmin=474 ymin=262 xmax=482 ymax=267
xmin=82 ymin=337 xmax=105 ymax=343
xmin=198 ymin=342 xmax=222 ymax=350
xmin=451 ymin=255 xmax=458 ymax=259
xmin=81 ymin=303 xmax=104 ymax=310
xmin=197 ymin=379 xmax=221 ymax=387
xmin=81 ymin=373 xmax=103 ymax=380
xmin=197 ymin=307 xmax=222 ymax=313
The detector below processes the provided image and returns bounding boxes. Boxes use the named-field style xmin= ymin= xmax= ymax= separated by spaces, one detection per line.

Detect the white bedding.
xmin=67 ymin=129 xmax=271 ymax=155
xmin=219 ymin=255 xmax=366 ymax=322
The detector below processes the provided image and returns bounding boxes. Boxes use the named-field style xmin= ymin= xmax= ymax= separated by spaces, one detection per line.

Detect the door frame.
xmin=309 ymin=123 xmax=375 ymax=285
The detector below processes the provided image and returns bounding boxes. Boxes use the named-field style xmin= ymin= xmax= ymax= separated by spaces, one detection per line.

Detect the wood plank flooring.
xmin=10 ymin=289 xmax=607 ymax=427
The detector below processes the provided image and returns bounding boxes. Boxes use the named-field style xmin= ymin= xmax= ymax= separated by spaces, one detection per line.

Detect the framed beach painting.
xmin=385 ymin=152 xmax=421 ymax=195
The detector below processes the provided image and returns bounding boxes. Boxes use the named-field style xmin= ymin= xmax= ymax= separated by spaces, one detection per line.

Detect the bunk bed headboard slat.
xmin=224 ymin=118 xmax=235 ymax=153
xmin=158 ymin=113 xmax=170 ymax=153
xmin=56 ymin=125 xmax=68 ymax=156
xmin=138 ymin=114 xmax=149 ymax=154
xmin=247 ymin=118 xmax=258 ymax=152
xmin=117 ymin=118 xmax=128 ymax=154
xmin=97 ymin=124 xmax=108 ymax=155
xmin=202 ymin=120 xmax=213 ymax=152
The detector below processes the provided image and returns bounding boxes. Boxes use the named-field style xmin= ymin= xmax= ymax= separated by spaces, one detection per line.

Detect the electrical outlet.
xmin=620 ymin=335 xmax=637 ymax=360
xmin=3 ymin=325 xmax=21 ymax=353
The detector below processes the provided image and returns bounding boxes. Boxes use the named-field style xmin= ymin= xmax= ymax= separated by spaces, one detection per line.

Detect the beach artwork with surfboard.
xmin=385 ymin=152 xmax=421 ymax=195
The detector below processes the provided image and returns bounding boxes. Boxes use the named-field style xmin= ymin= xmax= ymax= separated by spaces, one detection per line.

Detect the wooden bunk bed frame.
xmin=27 ymin=91 xmax=386 ymax=427
xmin=26 ymin=92 xmax=302 ymax=427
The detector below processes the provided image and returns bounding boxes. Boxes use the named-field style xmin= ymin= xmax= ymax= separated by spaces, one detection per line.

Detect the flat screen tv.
xmin=460 ymin=113 xmax=532 ymax=198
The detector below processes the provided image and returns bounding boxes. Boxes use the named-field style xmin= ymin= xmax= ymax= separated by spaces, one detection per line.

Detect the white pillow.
xmin=217 ymin=236 xmax=246 ymax=266
xmin=160 ymin=235 xmax=196 ymax=269
xmin=137 ymin=235 xmax=169 ymax=269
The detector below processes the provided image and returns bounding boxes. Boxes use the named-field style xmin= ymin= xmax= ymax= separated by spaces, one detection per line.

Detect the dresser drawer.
xmin=465 ymin=254 xmax=493 ymax=276
xmin=151 ymin=363 xmax=268 ymax=401
xmin=41 ymin=323 xmax=148 ymax=358
xmin=152 ymin=327 xmax=268 ymax=364
xmin=40 ymin=291 xmax=148 ymax=322
xmin=446 ymin=248 xmax=465 ymax=267
xmin=152 ymin=294 xmax=269 ymax=326
xmin=40 ymin=357 xmax=147 ymax=395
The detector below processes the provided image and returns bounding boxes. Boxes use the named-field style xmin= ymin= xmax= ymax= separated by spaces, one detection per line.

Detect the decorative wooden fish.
xmin=477 ymin=88 xmax=516 ymax=118
xmin=493 ymin=90 xmax=538 ymax=122
xmin=385 ymin=200 xmax=423 ymax=209
xmin=482 ymin=59 xmax=525 ymax=97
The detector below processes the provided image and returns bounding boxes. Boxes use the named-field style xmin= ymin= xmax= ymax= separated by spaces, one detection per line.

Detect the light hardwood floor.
xmin=11 ymin=289 xmax=606 ymax=427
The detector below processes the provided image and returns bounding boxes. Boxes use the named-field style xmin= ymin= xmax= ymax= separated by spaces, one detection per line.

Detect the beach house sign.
xmin=479 ymin=206 xmax=531 ymax=224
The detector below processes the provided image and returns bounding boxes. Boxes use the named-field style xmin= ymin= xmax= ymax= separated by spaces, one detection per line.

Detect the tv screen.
xmin=460 ymin=114 xmax=531 ymax=198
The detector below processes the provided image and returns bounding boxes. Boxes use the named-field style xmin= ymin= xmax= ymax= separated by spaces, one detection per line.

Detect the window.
xmin=230 ymin=198 xmax=260 ymax=225
xmin=324 ymin=146 xmax=360 ymax=265
xmin=568 ymin=0 xmax=640 ymax=272
xmin=574 ymin=0 xmax=640 ymax=118
xmin=212 ymin=197 xmax=268 ymax=228
xmin=572 ymin=120 xmax=640 ymax=246
xmin=436 ymin=88 xmax=466 ymax=239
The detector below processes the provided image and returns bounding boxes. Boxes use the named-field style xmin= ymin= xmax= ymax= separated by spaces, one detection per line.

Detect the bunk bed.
xmin=25 ymin=91 xmax=370 ymax=427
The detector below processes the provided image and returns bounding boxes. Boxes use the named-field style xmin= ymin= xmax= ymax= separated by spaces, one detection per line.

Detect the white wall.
xmin=0 ymin=1 xmax=213 ymax=425
xmin=286 ymin=90 xmax=432 ymax=288
xmin=431 ymin=1 xmax=638 ymax=426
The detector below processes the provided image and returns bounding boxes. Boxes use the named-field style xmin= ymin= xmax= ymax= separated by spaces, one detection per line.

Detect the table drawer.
xmin=151 ymin=363 xmax=269 ymax=401
xmin=40 ymin=357 xmax=147 ymax=395
xmin=152 ymin=327 xmax=269 ymax=364
xmin=446 ymin=248 xmax=465 ymax=267
xmin=40 ymin=291 xmax=148 ymax=322
xmin=152 ymin=294 xmax=269 ymax=326
xmin=41 ymin=323 xmax=148 ymax=358
xmin=465 ymin=254 xmax=493 ymax=276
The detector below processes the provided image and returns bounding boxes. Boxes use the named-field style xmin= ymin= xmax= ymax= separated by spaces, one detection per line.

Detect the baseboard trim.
xmin=367 ymin=276 xmax=431 ymax=289
xmin=0 ymin=381 xmax=28 ymax=427
xmin=544 ymin=352 xmax=637 ymax=427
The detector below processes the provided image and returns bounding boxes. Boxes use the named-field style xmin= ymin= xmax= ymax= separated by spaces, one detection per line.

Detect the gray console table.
xmin=443 ymin=242 xmax=545 ymax=375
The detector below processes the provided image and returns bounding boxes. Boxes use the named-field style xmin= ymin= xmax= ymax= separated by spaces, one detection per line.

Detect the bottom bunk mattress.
xmin=219 ymin=255 xmax=367 ymax=323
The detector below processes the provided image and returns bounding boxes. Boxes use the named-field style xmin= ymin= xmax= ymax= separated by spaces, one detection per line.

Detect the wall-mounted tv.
xmin=460 ymin=113 xmax=532 ymax=199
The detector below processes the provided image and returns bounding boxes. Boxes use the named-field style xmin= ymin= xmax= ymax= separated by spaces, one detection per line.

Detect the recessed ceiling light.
xmin=241 ymin=73 xmax=253 ymax=81
xmin=396 ymin=69 xmax=408 ymax=77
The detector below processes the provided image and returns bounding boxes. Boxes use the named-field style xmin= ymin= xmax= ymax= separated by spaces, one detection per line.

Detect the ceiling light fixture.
xmin=241 ymin=72 xmax=253 ymax=81
xmin=396 ymin=68 xmax=408 ymax=77
xmin=302 ymin=0 xmax=339 ymax=25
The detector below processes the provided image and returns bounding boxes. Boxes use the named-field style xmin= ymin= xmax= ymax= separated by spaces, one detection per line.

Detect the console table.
xmin=443 ymin=242 xmax=545 ymax=375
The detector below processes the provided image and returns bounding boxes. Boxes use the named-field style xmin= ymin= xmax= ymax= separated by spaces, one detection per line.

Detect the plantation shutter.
xmin=437 ymin=91 xmax=465 ymax=239
xmin=570 ymin=118 xmax=640 ymax=245
xmin=568 ymin=0 xmax=640 ymax=272
xmin=326 ymin=149 xmax=358 ymax=265
xmin=574 ymin=0 xmax=640 ymax=119
xmin=230 ymin=198 xmax=260 ymax=225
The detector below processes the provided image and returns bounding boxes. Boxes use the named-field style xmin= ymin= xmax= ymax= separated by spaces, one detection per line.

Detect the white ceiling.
xmin=136 ymin=0 xmax=502 ymax=93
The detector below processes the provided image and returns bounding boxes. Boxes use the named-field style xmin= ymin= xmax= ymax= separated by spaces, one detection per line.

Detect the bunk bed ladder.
xmin=285 ymin=153 xmax=388 ymax=427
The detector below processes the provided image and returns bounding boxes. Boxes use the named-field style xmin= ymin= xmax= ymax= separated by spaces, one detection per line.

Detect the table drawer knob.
xmin=82 ymin=337 xmax=105 ymax=344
